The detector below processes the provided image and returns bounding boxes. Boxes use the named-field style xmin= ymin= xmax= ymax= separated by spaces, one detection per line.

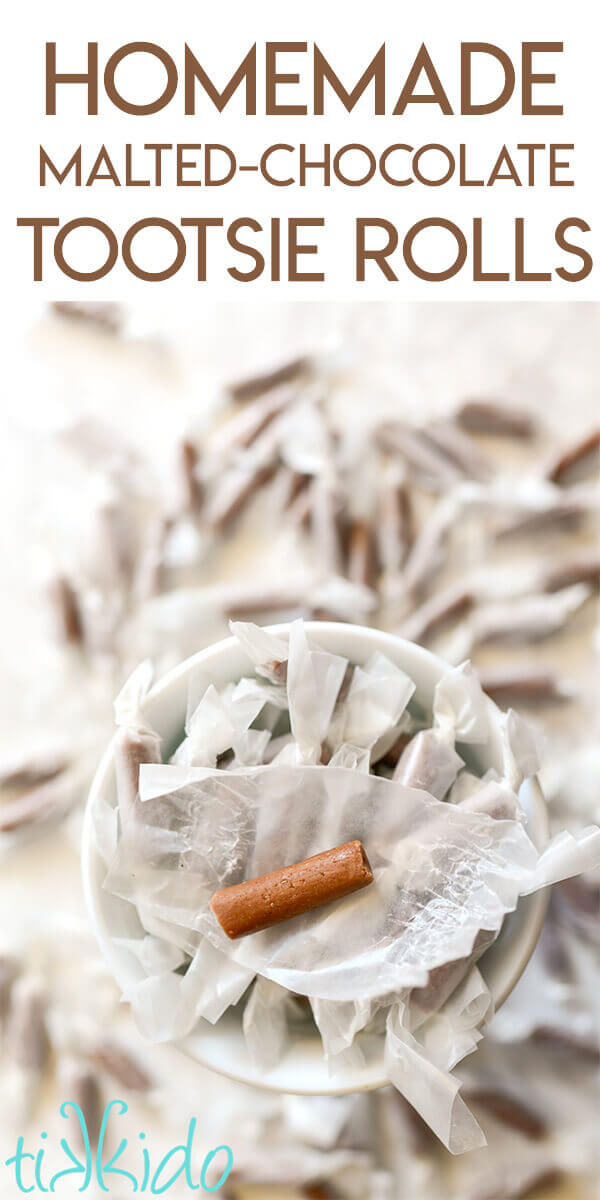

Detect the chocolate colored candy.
xmin=0 ymin=752 xmax=68 ymax=792
xmin=90 ymin=1039 xmax=153 ymax=1093
xmin=399 ymin=585 xmax=474 ymax=645
xmin=347 ymin=517 xmax=379 ymax=589
xmin=546 ymin=428 xmax=600 ymax=485
xmin=0 ymin=954 xmax=20 ymax=1025
xmin=377 ymin=421 xmax=462 ymax=491
xmin=422 ymin=418 xmax=493 ymax=481
xmin=479 ymin=668 xmax=570 ymax=706
xmin=224 ymin=589 xmax=305 ymax=623
xmin=464 ymin=1086 xmax=547 ymax=1140
xmin=6 ymin=978 xmax=51 ymax=1072
xmin=209 ymin=461 xmax=278 ymax=533
xmin=179 ymin=439 xmax=204 ymax=513
xmin=303 ymin=1185 xmax=341 ymax=1199
xmin=378 ymin=473 xmax=413 ymax=573
xmin=530 ymin=1026 xmax=600 ymax=1065
xmin=0 ymin=772 xmax=76 ymax=835
xmin=51 ymin=302 xmax=123 ymax=335
xmin=50 ymin=575 xmax=84 ymax=646
xmin=393 ymin=728 xmax=462 ymax=801
xmin=227 ymin=355 xmax=309 ymax=403
xmin=114 ymin=728 xmax=161 ymax=830
xmin=541 ymin=554 xmax=600 ymax=593
xmin=210 ymin=840 xmax=374 ymax=939
xmin=455 ymin=399 xmax=536 ymax=439
xmin=60 ymin=1058 xmax=103 ymax=1149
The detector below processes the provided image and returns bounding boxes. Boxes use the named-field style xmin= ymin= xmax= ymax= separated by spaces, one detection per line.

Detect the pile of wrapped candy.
xmin=93 ymin=618 xmax=599 ymax=1157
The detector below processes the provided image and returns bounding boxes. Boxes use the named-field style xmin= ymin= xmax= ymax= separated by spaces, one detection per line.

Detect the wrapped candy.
xmin=454 ymin=400 xmax=537 ymax=440
xmin=286 ymin=621 xmax=349 ymax=762
xmin=393 ymin=731 xmax=463 ymax=801
xmin=58 ymin=1057 xmax=103 ymax=1149
xmin=393 ymin=662 xmax=489 ymax=800
xmin=113 ymin=661 xmax=162 ymax=830
xmin=377 ymin=421 xmax=464 ymax=491
xmin=243 ymin=976 xmax=292 ymax=1069
xmin=421 ymin=419 xmax=494 ymax=483
xmin=455 ymin=584 xmax=591 ymax=652
xmin=17 ymin=315 xmax=600 ymax=1192
xmin=226 ymin=354 xmax=309 ymax=403
xmin=230 ymin=621 xmax=290 ymax=684
xmin=377 ymin=462 xmax=414 ymax=576
xmin=3 ymin=975 xmax=51 ymax=1121
xmin=401 ymin=493 xmax=461 ymax=600
xmin=0 ymin=954 xmax=20 ymax=1030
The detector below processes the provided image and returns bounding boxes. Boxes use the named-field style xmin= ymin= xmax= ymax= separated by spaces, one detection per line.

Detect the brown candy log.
xmin=227 ymin=356 xmax=309 ymax=403
xmin=377 ymin=476 xmax=414 ymax=573
xmin=399 ymin=586 xmax=474 ymax=645
xmin=179 ymin=440 xmax=204 ymax=513
xmin=479 ymin=668 xmax=570 ymax=705
xmin=422 ymin=419 xmax=493 ymax=481
xmin=541 ymin=555 xmax=600 ymax=593
xmin=546 ymin=428 xmax=600 ymax=486
xmin=455 ymin=400 xmax=536 ymax=439
xmin=51 ymin=302 xmax=123 ymax=335
xmin=89 ymin=1039 xmax=153 ymax=1093
xmin=464 ymin=1087 xmax=547 ymax=1140
xmin=0 ymin=772 xmax=76 ymax=835
xmin=6 ymin=978 xmax=51 ymax=1072
xmin=0 ymin=954 xmax=20 ymax=1025
xmin=211 ymin=840 xmax=373 ymax=939
xmin=347 ymin=518 xmax=379 ymax=589
xmin=114 ymin=728 xmax=161 ymax=830
xmin=209 ymin=462 xmax=278 ymax=533
xmin=60 ymin=1058 xmax=104 ymax=1148
xmin=50 ymin=575 xmax=84 ymax=646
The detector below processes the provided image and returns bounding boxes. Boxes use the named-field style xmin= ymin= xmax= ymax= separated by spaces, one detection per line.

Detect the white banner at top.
xmin=6 ymin=0 xmax=599 ymax=299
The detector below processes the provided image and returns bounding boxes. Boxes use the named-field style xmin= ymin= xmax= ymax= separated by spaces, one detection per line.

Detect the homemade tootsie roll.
xmin=211 ymin=841 xmax=374 ymax=940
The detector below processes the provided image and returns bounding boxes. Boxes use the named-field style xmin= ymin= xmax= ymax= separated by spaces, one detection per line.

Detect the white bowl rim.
xmin=82 ymin=621 xmax=549 ymax=1095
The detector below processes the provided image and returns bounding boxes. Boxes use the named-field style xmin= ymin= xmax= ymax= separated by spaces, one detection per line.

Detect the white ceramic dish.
xmin=82 ymin=622 xmax=549 ymax=1095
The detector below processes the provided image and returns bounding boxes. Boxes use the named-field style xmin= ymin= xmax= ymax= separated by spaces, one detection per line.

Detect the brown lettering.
xmin=122 ymin=218 xmax=186 ymax=280
xmin=393 ymin=44 xmax=453 ymax=115
xmin=313 ymin=44 xmax=386 ymax=114
xmin=461 ymin=43 xmax=515 ymax=115
xmin=184 ymin=45 xmax=257 ymax=114
xmin=403 ymin=218 xmax=467 ymax=281
xmin=54 ymin=218 xmax=118 ymax=281
xmin=522 ymin=43 xmax=563 ymax=115
xmin=45 ymin=42 xmax=99 ymax=115
xmin=288 ymin=217 xmax=324 ymax=280
xmin=40 ymin=146 xmax=82 ymax=186
xmin=265 ymin=43 xmax=308 ymax=115
xmin=356 ymin=218 xmax=399 ymax=281
xmin=555 ymin=218 xmax=593 ymax=281
xmin=104 ymin=43 xmax=177 ymax=115
xmin=16 ymin=217 xmax=60 ymax=281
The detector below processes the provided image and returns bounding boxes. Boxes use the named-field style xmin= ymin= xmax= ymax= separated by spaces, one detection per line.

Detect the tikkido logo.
xmin=4 ymin=1100 xmax=234 ymax=1193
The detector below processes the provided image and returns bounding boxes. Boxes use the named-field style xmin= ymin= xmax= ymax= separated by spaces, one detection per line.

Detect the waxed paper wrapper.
xmin=105 ymin=764 xmax=543 ymax=1002
xmin=101 ymin=758 xmax=600 ymax=1157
